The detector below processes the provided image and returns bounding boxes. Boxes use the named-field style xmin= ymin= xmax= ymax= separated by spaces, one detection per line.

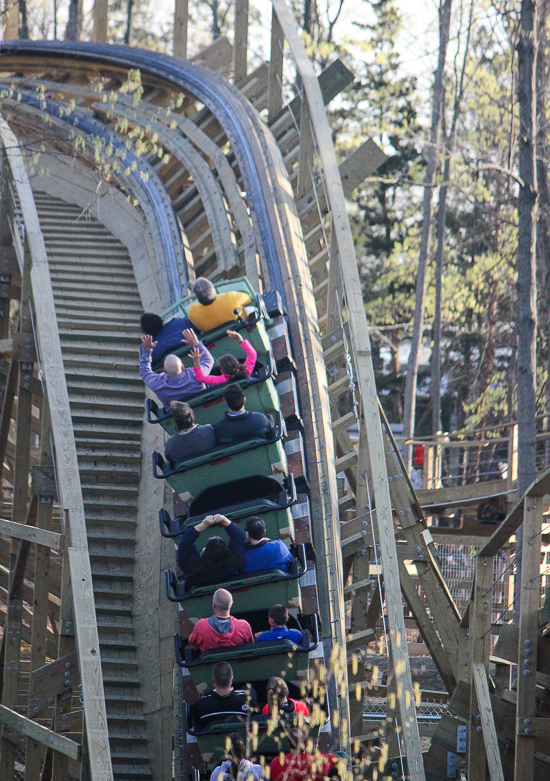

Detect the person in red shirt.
xmin=269 ymin=727 xmax=341 ymax=781
xmin=270 ymin=750 xmax=340 ymax=781
xmin=188 ymin=588 xmax=254 ymax=652
xmin=261 ymin=677 xmax=309 ymax=717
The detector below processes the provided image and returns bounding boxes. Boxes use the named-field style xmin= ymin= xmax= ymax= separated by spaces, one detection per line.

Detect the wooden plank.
xmin=268 ymin=6 xmax=284 ymax=121
xmin=0 ymin=703 xmax=81 ymax=760
xmin=0 ymin=518 xmax=62 ymax=550
xmin=479 ymin=466 xmax=550 ymax=556
xmin=173 ymin=0 xmax=189 ymax=59
xmin=0 ymin=119 xmax=113 ymax=781
xmin=468 ymin=556 xmax=495 ymax=781
xmin=233 ymin=0 xmax=249 ymax=83
xmin=514 ymin=496 xmax=542 ymax=781
xmin=416 ymin=479 xmax=512 ymax=510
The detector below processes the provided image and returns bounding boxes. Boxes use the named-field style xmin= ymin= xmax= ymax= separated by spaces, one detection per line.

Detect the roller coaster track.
xmin=0 ymin=7 xmax=513 ymax=781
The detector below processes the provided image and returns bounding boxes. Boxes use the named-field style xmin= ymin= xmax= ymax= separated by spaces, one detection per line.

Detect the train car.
xmin=148 ymin=279 xmax=322 ymax=777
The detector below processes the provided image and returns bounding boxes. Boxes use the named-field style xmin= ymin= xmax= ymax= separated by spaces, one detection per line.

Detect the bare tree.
xmin=18 ymin=0 xmax=28 ymax=37
xmin=432 ymin=0 xmax=474 ymax=435
xmin=124 ymin=0 xmax=134 ymax=43
xmin=65 ymin=0 xmax=81 ymax=39
xmin=515 ymin=0 xmax=538 ymax=618
xmin=402 ymin=0 xmax=453 ymax=469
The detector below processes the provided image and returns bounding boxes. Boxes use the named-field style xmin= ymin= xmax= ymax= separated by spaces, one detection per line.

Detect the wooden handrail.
xmin=0 ymin=116 xmax=113 ymax=781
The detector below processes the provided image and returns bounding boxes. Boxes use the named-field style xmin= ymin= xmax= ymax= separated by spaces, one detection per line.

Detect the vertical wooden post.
xmin=268 ymin=6 xmax=284 ymax=122
xmin=514 ymin=495 xmax=542 ymax=781
xmin=297 ymin=95 xmax=313 ymax=198
xmin=173 ymin=0 xmax=188 ymax=59
xmin=467 ymin=555 xmax=494 ymax=781
xmin=508 ymin=423 xmax=518 ymax=491
xmin=233 ymin=0 xmax=249 ymax=84
xmin=26 ymin=398 xmax=55 ymax=781
xmin=92 ymin=0 xmax=108 ymax=43
xmin=12 ymin=244 xmax=33 ymax=525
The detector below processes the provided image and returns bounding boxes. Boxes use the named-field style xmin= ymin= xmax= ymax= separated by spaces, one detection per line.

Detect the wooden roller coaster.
xmin=0 ymin=3 xmax=548 ymax=781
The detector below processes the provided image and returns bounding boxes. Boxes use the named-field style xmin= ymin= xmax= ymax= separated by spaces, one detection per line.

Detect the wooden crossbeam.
xmin=0 ymin=703 xmax=81 ymax=760
xmin=0 ymin=518 xmax=62 ymax=550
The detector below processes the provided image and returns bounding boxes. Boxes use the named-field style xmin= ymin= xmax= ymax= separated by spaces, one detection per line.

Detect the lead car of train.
xmin=146 ymin=277 xmax=325 ymax=777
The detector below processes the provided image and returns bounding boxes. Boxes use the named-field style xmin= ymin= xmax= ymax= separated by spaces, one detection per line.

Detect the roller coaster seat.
xmin=152 ymin=412 xmax=288 ymax=500
xmin=175 ymin=614 xmax=319 ymax=691
xmin=184 ymin=710 xmax=300 ymax=767
xmin=165 ymin=543 xmax=306 ymax=615
xmin=145 ymin=356 xmax=279 ymax=432
xmin=158 ymin=475 xmax=297 ymax=542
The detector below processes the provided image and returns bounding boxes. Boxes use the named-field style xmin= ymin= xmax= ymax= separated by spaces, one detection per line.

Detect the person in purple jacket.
xmin=242 ymin=517 xmax=293 ymax=573
xmin=139 ymin=328 xmax=214 ymax=408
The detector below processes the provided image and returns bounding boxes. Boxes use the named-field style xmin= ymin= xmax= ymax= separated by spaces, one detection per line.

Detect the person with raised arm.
xmin=139 ymin=328 xmax=213 ymax=407
xmin=190 ymin=330 xmax=257 ymax=386
xmin=177 ymin=514 xmax=245 ymax=589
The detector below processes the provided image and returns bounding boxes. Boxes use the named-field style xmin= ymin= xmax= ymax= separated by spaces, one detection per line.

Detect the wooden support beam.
xmin=0 ymin=704 xmax=81 ymax=760
xmin=468 ymin=556 xmax=495 ymax=781
xmin=173 ymin=0 xmax=188 ymax=59
xmin=0 ymin=118 xmax=113 ymax=781
xmin=233 ymin=0 xmax=249 ymax=83
xmin=92 ymin=0 xmax=108 ymax=43
xmin=514 ymin=495 xmax=542 ymax=781
xmin=0 ymin=518 xmax=62 ymax=550
xmin=472 ymin=666 xmax=504 ymax=781
xmin=297 ymin=96 xmax=313 ymax=199
xmin=268 ymin=6 xmax=284 ymax=122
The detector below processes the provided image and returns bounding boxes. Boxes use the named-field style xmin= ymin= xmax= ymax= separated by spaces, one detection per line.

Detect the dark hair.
xmin=268 ymin=604 xmax=288 ymax=627
xmin=189 ymin=536 xmax=243 ymax=579
xmin=140 ymin=312 xmax=164 ymax=336
xmin=224 ymin=384 xmax=246 ymax=412
xmin=245 ymin=516 xmax=266 ymax=541
xmin=170 ymin=401 xmax=195 ymax=432
xmin=219 ymin=354 xmax=248 ymax=380
xmin=212 ymin=661 xmax=233 ymax=689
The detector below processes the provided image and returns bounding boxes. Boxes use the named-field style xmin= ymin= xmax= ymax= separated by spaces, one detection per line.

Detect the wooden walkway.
xmin=36 ymin=192 xmax=152 ymax=779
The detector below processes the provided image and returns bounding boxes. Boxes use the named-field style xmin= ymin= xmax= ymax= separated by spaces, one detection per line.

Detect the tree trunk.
xmin=124 ymin=0 xmax=134 ymax=44
xmin=431 ymin=0 xmax=474 ymax=436
xmin=402 ymin=0 xmax=453 ymax=470
xmin=18 ymin=0 xmax=28 ymax=38
xmin=537 ymin=0 xmax=550 ymax=465
xmin=65 ymin=0 xmax=81 ymax=40
xmin=515 ymin=0 xmax=538 ymax=622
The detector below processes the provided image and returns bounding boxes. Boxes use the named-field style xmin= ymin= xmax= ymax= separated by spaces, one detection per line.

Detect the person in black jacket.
xmin=177 ymin=514 xmax=245 ymax=589
xmin=165 ymin=401 xmax=215 ymax=465
xmin=214 ymin=385 xmax=275 ymax=445
xmin=190 ymin=662 xmax=258 ymax=730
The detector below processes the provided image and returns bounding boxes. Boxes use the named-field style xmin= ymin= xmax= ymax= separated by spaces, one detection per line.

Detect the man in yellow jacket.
xmin=188 ymin=277 xmax=252 ymax=332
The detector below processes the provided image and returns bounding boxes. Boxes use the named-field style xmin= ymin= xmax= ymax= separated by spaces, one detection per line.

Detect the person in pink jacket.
xmin=190 ymin=330 xmax=257 ymax=386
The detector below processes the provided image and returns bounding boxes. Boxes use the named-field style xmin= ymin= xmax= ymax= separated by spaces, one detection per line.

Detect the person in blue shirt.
xmin=242 ymin=517 xmax=293 ymax=573
xmin=140 ymin=312 xmax=195 ymax=364
xmin=256 ymin=605 xmax=303 ymax=644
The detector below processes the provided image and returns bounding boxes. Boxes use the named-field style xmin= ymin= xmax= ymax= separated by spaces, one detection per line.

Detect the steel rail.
xmin=0 ymin=83 xmax=185 ymax=303
xmin=0 ymin=40 xmax=288 ymax=303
